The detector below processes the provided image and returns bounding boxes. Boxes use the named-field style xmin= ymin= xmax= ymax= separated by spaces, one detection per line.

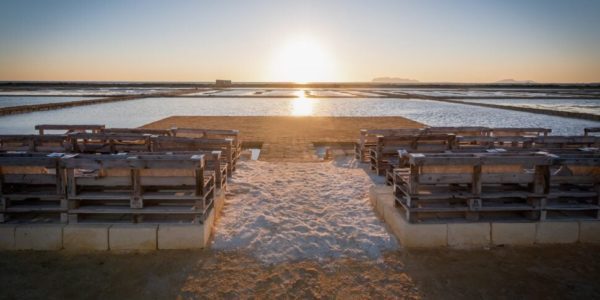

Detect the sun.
xmin=269 ymin=37 xmax=335 ymax=83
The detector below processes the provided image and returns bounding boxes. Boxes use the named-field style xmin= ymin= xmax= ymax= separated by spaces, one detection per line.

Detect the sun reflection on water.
xmin=291 ymin=90 xmax=316 ymax=116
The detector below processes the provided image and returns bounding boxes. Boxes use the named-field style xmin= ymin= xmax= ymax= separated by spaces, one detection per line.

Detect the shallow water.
xmin=0 ymin=97 xmax=597 ymax=135
xmin=458 ymin=98 xmax=600 ymax=115
xmin=0 ymin=96 xmax=96 ymax=108
xmin=0 ymin=87 xmax=182 ymax=96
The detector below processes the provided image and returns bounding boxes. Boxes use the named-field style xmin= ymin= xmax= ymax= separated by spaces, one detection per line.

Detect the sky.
xmin=0 ymin=0 xmax=599 ymax=83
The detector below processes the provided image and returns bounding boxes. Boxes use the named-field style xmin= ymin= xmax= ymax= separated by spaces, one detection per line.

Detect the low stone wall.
xmin=370 ymin=185 xmax=600 ymax=248
xmin=0 ymin=190 xmax=225 ymax=251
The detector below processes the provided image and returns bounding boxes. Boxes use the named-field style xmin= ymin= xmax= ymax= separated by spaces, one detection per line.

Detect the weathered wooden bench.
xmin=490 ymin=127 xmax=551 ymax=137
xmin=35 ymin=124 xmax=105 ymax=135
xmin=127 ymin=151 xmax=228 ymax=191
xmin=62 ymin=154 xmax=215 ymax=224
xmin=69 ymin=132 xmax=153 ymax=153
xmin=0 ymin=153 xmax=66 ymax=223
xmin=101 ymin=128 xmax=172 ymax=136
xmin=170 ymin=127 xmax=242 ymax=161
xmin=533 ymin=136 xmax=600 ymax=149
xmin=0 ymin=134 xmax=71 ymax=152
xmin=424 ymin=126 xmax=492 ymax=136
xmin=544 ymin=152 xmax=600 ymax=220
xmin=584 ymin=127 xmax=600 ymax=136
xmin=393 ymin=152 xmax=552 ymax=223
xmin=369 ymin=134 xmax=456 ymax=175
xmin=456 ymin=136 xmax=535 ymax=149
xmin=151 ymin=136 xmax=237 ymax=175
xmin=354 ymin=128 xmax=424 ymax=162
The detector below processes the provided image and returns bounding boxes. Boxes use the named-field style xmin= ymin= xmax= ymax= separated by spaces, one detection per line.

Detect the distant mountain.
xmin=494 ymin=79 xmax=537 ymax=84
xmin=372 ymin=77 xmax=420 ymax=83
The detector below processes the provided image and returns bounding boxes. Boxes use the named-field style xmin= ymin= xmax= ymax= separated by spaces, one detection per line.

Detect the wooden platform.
xmin=143 ymin=116 xmax=425 ymax=161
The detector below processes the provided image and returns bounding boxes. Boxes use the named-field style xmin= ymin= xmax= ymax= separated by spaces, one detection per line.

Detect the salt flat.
xmin=212 ymin=158 xmax=396 ymax=264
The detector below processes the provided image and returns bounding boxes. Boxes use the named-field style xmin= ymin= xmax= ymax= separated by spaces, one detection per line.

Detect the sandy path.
xmin=212 ymin=159 xmax=397 ymax=264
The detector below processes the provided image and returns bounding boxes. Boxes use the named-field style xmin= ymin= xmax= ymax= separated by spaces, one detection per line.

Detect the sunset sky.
xmin=0 ymin=0 xmax=599 ymax=83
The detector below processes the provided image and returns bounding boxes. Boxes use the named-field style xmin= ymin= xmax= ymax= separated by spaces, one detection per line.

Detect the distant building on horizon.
xmin=216 ymin=79 xmax=232 ymax=87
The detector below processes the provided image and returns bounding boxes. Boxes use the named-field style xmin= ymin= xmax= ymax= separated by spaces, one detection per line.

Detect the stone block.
xmin=109 ymin=224 xmax=157 ymax=251
xmin=535 ymin=221 xmax=579 ymax=244
xmin=15 ymin=224 xmax=64 ymax=250
xmin=578 ymin=221 xmax=600 ymax=244
xmin=448 ymin=223 xmax=491 ymax=248
xmin=63 ymin=224 xmax=109 ymax=251
xmin=491 ymin=222 xmax=536 ymax=246
xmin=0 ymin=225 xmax=16 ymax=250
xmin=380 ymin=192 xmax=447 ymax=247
xmin=202 ymin=210 xmax=215 ymax=246
xmin=158 ymin=224 xmax=205 ymax=249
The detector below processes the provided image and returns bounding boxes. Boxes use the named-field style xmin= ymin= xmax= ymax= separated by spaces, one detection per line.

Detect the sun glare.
xmin=291 ymin=90 xmax=315 ymax=116
xmin=269 ymin=37 xmax=335 ymax=83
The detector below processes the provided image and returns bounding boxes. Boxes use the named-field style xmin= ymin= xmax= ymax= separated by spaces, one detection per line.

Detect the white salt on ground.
xmin=212 ymin=158 xmax=397 ymax=264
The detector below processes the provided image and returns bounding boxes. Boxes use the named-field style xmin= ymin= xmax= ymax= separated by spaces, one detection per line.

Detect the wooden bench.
xmin=533 ymin=136 xmax=600 ymax=149
xmin=544 ymin=152 xmax=600 ymax=220
xmin=101 ymin=128 xmax=172 ymax=136
xmin=62 ymin=154 xmax=215 ymax=224
xmin=0 ymin=134 xmax=70 ymax=152
xmin=127 ymin=151 xmax=228 ymax=191
xmin=491 ymin=127 xmax=551 ymax=137
xmin=393 ymin=152 xmax=552 ymax=223
xmin=170 ymin=127 xmax=242 ymax=161
xmin=69 ymin=132 xmax=153 ymax=153
xmin=424 ymin=126 xmax=492 ymax=137
xmin=355 ymin=128 xmax=424 ymax=162
xmin=369 ymin=134 xmax=455 ymax=175
xmin=456 ymin=136 xmax=535 ymax=149
xmin=0 ymin=153 xmax=66 ymax=223
xmin=35 ymin=124 xmax=105 ymax=135
xmin=584 ymin=127 xmax=600 ymax=136
xmin=151 ymin=136 xmax=237 ymax=175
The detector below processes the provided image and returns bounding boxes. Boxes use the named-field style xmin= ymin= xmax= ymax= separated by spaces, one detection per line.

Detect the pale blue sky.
xmin=0 ymin=0 xmax=599 ymax=82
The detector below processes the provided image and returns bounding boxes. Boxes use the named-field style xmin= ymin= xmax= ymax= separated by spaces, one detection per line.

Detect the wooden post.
xmin=27 ymin=138 xmax=36 ymax=152
xmin=66 ymin=167 xmax=78 ymax=223
xmin=468 ymin=164 xmax=482 ymax=221
xmin=596 ymin=183 xmax=600 ymax=220
xmin=0 ymin=167 xmax=5 ymax=223
xmin=195 ymin=166 xmax=205 ymax=210
xmin=130 ymin=169 xmax=143 ymax=209
xmin=54 ymin=160 xmax=68 ymax=223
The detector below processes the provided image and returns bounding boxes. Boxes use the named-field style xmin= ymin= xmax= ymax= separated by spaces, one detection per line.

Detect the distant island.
xmin=494 ymin=79 xmax=537 ymax=84
xmin=372 ymin=77 xmax=420 ymax=83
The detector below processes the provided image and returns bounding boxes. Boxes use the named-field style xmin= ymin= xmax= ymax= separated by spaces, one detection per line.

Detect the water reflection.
xmin=291 ymin=90 xmax=316 ymax=116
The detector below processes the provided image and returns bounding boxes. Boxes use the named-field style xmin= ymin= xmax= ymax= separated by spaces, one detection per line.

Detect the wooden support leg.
xmin=130 ymin=169 xmax=143 ymax=209
xmin=467 ymin=198 xmax=481 ymax=221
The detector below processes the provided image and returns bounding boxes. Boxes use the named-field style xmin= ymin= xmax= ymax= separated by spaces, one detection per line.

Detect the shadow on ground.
xmin=1 ymin=245 xmax=599 ymax=299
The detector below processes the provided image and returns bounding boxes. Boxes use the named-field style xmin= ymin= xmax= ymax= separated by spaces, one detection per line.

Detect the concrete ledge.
xmin=492 ymin=222 xmax=536 ymax=246
xmin=369 ymin=185 xmax=600 ymax=248
xmin=579 ymin=221 xmax=600 ymax=244
xmin=0 ymin=225 xmax=17 ymax=250
xmin=109 ymin=224 xmax=157 ymax=251
xmin=370 ymin=185 xmax=393 ymax=219
xmin=63 ymin=224 xmax=109 ymax=251
xmin=379 ymin=192 xmax=447 ymax=247
xmin=448 ymin=223 xmax=490 ymax=248
xmin=158 ymin=224 xmax=204 ymax=249
xmin=214 ymin=189 xmax=226 ymax=216
xmin=203 ymin=209 xmax=215 ymax=246
xmin=15 ymin=224 xmax=64 ymax=250
xmin=536 ymin=221 xmax=580 ymax=244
